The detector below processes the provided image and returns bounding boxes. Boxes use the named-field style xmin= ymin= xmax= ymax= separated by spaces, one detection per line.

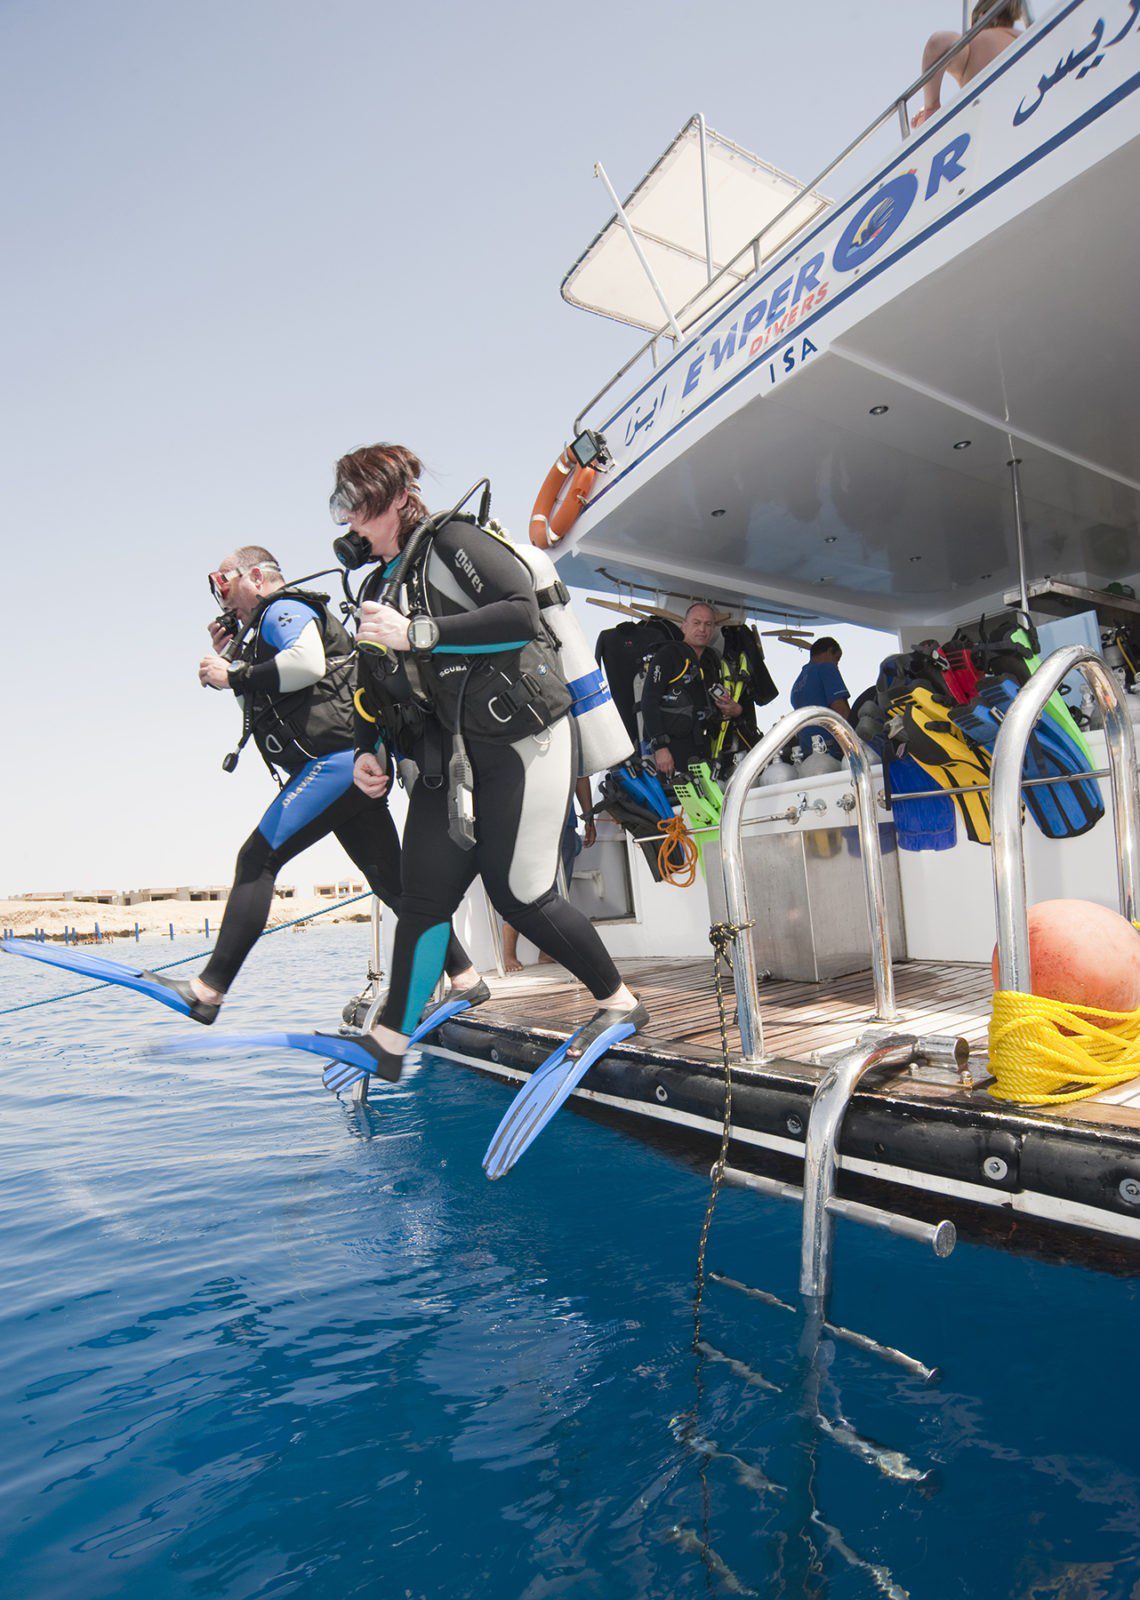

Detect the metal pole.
xmin=720 ymin=707 xmax=898 ymax=1063
xmin=800 ymin=1035 xmax=962 ymax=1303
xmin=897 ymin=98 xmax=911 ymax=139
xmin=482 ymin=883 xmax=506 ymax=979
xmin=991 ymin=646 xmax=1140 ymax=992
xmin=594 ymin=161 xmax=684 ymax=342
xmin=370 ymin=895 xmax=382 ymax=981
xmin=696 ymin=113 xmax=715 ymax=283
xmin=962 ymin=0 xmax=970 ymax=32
xmin=1007 ymin=455 xmax=1031 ymax=615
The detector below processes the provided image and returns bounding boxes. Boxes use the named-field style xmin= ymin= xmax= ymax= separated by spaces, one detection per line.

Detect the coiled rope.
xmin=989 ymin=989 xmax=1140 ymax=1105
xmin=657 ymin=813 xmax=700 ymax=888
xmin=0 ymin=892 xmax=374 ymax=1018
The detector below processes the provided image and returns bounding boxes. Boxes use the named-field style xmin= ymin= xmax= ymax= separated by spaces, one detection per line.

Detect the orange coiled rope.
xmin=657 ymin=813 xmax=700 ymax=889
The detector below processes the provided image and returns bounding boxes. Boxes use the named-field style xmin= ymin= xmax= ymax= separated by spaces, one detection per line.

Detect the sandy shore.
xmin=0 ymin=896 xmax=374 ymax=941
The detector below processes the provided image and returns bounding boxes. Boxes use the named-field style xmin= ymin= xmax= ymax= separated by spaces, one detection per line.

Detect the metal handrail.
xmin=799 ymin=1033 xmax=962 ymax=1303
xmin=573 ymin=0 xmax=1032 ymax=437
xmin=720 ymin=707 xmax=898 ymax=1064
xmin=991 ymin=646 xmax=1140 ymax=992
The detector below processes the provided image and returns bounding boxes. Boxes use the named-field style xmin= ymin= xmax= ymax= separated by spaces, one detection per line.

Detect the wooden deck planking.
xmin=479 ymin=957 xmax=994 ymax=1060
xmin=464 ymin=957 xmax=1140 ymax=1131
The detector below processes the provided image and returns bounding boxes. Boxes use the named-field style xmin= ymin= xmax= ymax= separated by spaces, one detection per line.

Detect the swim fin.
xmin=889 ymin=686 xmax=993 ymax=845
xmin=482 ymin=1000 xmax=648 ymax=1179
xmin=886 ymin=756 xmax=957 ymax=851
xmin=0 ymin=936 xmax=219 ymax=1023
xmin=323 ymin=980 xmax=492 ymax=1095
xmin=953 ymin=676 xmax=1104 ymax=839
xmin=689 ymin=762 xmax=725 ymax=822
xmin=151 ymin=1028 xmax=399 ymax=1076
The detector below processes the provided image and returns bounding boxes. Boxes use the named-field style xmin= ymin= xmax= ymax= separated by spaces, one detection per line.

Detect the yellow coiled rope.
xmin=988 ymin=989 xmax=1140 ymax=1105
xmin=657 ymin=813 xmax=700 ymax=889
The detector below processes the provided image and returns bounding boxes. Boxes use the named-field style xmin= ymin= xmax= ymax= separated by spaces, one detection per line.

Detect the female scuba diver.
xmin=1 ymin=547 xmax=481 ymax=1025
xmin=336 ymin=442 xmax=646 ymax=1084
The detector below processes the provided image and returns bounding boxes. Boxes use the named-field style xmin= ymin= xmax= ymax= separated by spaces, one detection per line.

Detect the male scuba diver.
xmin=641 ymin=602 xmax=742 ymax=778
xmin=11 ymin=546 xmax=480 ymax=1026
xmin=332 ymin=442 xmax=646 ymax=1087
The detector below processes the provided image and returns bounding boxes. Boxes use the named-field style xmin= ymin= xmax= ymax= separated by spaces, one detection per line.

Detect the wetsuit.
xmin=594 ymin=618 xmax=681 ymax=749
xmin=640 ymin=640 xmax=723 ymax=769
xmin=355 ymin=520 xmax=622 ymax=1034
xmin=200 ymin=590 xmax=470 ymax=995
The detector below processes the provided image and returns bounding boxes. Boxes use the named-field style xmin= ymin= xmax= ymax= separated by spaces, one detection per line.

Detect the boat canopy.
xmin=561 ymin=115 xmax=830 ymax=336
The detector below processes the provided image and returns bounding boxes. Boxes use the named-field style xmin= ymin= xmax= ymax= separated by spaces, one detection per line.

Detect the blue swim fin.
xmin=323 ymin=981 xmax=491 ymax=1094
xmin=887 ymin=757 xmax=957 ymax=852
xmin=951 ymin=677 xmax=1104 ymax=839
xmin=482 ymin=1001 xmax=647 ymax=1179
xmin=1 ymin=936 xmax=218 ymax=1023
xmin=152 ymin=1028 xmax=401 ymax=1083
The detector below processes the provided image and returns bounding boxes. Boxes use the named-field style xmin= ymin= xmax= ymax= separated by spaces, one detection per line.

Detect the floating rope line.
xmin=0 ymin=893 xmax=374 ymax=1018
xmin=989 ymin=989 xmax=1140 ymax=1106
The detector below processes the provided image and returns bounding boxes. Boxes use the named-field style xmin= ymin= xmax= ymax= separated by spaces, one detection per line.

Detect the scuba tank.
xmin=759 ymin=754 xmax=796 ymax=786
xmin=511 ymin=542 xmax=635 ymax=775
xmin=799 ymin=734 xmax=842 ymax=775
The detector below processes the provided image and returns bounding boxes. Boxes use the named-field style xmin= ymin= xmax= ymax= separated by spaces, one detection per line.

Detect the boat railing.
xmin=573 ymin=0 xmax=1035 ymax=437
xmin=720 ymin=706 xmax=898 ymax=1064
xmin=991 ymin=645 xmax=1140 ymax=992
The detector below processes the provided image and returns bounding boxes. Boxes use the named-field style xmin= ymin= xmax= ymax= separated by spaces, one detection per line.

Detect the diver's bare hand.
xmin=353 ymin=752 xmax=390 ymax=799
xmin=199 ymin=654 xmax=233 ymax=690
xmin=358 ymin=602 xmax=411 ymax=652
xmin=654 ymin=747 xmax=675 ymax=778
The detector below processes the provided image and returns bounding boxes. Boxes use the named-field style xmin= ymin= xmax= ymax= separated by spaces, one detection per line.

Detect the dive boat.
xmin=407 ymin=0 xmax=1140 ymax=1272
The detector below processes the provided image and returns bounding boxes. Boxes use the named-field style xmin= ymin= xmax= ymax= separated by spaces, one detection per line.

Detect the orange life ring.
xmin=529 ymin=450 xmax=596 ymax=547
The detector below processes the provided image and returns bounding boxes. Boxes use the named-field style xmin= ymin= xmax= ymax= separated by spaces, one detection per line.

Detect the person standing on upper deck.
xmin=790 ymin=637 xmax=851 ymax=758
xmin=912 ymin=0 xmax=1025 ymax=128
xmin=642 ymin=602 xmax=741 ymax=778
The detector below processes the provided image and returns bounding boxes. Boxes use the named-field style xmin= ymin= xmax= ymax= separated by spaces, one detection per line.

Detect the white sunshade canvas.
xmin=562 ymin=116 xmax=830 ymax=335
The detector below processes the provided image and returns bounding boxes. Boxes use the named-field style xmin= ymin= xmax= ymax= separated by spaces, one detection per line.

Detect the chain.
xmin=691 ymin=918 xmax=751 ymax=1349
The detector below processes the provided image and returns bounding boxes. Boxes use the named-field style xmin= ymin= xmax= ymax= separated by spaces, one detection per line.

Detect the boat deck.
xmin=452 ymin=955 xmax=1140 ymax=1130
xmin=488 ymin=956 xmax=995 ymax=1065
xmin=436 ymin=956 xmax=1140 ymax=1259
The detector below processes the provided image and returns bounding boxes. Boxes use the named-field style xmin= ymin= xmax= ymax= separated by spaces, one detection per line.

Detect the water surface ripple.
xmin=1 ymin=927 xmax=1138 ymax=1598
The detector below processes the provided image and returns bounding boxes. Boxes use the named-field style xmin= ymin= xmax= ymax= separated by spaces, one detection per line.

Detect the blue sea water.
xmin=1 ymin=925 xmax=1138 ymax=1600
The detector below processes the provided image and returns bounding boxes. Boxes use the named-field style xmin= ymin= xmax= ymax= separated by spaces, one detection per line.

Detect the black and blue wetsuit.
xmin=201 ymin=590 xmax=470 ymax=995
xmin=355 ymin=520 xmax=622 ymax=1035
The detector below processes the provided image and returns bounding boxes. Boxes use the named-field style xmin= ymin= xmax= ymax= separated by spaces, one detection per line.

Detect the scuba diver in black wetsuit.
xmin=172 ymin=545 xmax=479 ymax=1021
xmin=331 ymin=442 xmax=645 ymax=1082
xmin=641 ymin=602 xmax=743 ymax=778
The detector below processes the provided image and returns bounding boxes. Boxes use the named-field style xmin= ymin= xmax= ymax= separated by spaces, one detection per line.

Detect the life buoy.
xmin=529 ymin=450 xmax=596 ymax=547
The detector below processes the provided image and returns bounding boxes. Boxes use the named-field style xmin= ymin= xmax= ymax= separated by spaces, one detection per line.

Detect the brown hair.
xmin=971 ymin=0 xmax=1023 ymax=27
xmin=332 ymin=443 xmax=428 ymax=548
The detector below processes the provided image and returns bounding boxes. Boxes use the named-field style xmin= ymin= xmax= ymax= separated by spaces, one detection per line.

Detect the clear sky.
xmin=0 ymin=0 xmax=959 ymax=895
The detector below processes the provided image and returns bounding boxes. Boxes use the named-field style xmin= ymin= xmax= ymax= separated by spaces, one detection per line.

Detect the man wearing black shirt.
xmin=641 ymin=603 xmax=742 ymax=778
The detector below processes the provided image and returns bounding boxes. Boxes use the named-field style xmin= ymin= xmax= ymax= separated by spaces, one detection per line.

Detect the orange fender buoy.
xmin=530 ymin=450 xmax=596 ymax=547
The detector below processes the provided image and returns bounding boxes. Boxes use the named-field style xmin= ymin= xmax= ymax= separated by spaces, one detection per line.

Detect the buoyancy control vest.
xmin=239 ymin=587 xmax=356 ymax=769
xmin=354 ymin=518 xmax=632 ymax=773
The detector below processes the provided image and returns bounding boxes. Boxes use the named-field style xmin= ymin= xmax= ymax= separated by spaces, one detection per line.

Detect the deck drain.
xmin=1118 ymin=1178 xmax=1140 ymax=1207
xmin=786 ymin=1114 xmax=804 ymax=1136
xmin=983 ymin=1156 xmax=1009 ymax=1182
xmin=655 ymin=1084 xmax=668 ymax=1103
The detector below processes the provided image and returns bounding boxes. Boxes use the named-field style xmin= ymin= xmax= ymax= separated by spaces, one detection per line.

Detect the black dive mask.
xmin=333 ymin=530 xmax=374 ymax=570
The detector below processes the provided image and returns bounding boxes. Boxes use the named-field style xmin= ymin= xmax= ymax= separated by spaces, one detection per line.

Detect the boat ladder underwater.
xmin=666 ymin=644 xmax=1140 ymax=1585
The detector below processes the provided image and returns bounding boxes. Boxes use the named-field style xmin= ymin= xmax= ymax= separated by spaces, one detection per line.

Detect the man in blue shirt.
xmin=789 ymin=636 xmax=851 ymax=756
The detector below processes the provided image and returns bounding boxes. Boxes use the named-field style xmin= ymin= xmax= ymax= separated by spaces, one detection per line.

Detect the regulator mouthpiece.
xmin=333 ymin=530 xmax=374 ymax=570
